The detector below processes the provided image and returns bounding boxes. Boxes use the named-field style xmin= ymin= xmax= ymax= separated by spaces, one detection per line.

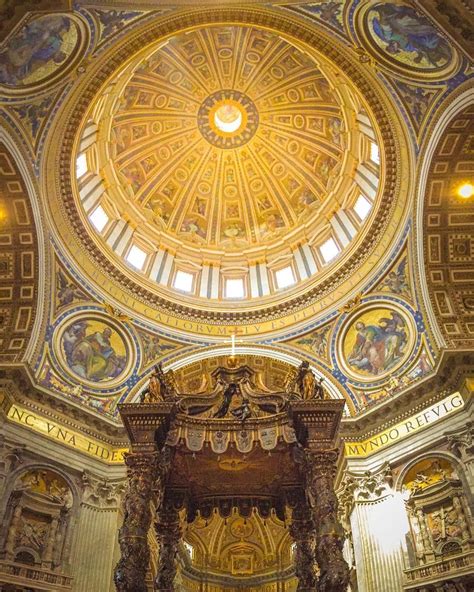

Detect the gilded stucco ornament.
xmin=43 ymin=6 xmax=412 ymax=338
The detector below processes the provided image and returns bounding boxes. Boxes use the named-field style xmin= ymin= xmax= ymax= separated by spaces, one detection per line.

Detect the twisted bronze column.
xmin=154 ymin=506 xmax=181 ymax=591
xmin=289 ymin=501 xmax=318 ymax=592
xmin=306 ymin=450 xmax=349 ymax=592
xmin=114 ymin=452 xmax=160 ymax=592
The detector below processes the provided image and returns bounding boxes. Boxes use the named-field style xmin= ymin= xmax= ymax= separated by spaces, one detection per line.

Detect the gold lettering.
xmin=347 ymin=444 xmax=360 ymax=455
xmin=10 ymin=407 xmax=25 ymax=422
xmin=345 ymin=392 xmax=464 ymax=458
xmin=416 ymin=414 xmax=425 ymax=427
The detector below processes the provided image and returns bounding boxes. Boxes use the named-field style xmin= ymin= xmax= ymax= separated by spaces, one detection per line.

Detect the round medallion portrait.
xmin=358 ymin=1 xmax=457 ymax=79
xmin=338 ymin=303 xmax=415 ymax=382
xmin=0 ymin=14 xmax=87 ymax=93
xmin=56 ymin=314 xmax=134 ymax=387
xmin=230 ymin=517 xmax=254 ymax=540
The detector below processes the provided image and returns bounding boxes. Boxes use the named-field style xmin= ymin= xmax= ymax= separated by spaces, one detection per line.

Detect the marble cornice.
xmin=339 ymin=350 xmax=474 ymax=440
xmin=0 ymin=368 xmax=126 ymax=444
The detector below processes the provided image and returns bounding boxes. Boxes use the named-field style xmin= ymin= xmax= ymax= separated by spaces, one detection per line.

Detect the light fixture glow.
xmin=214 ymin=104 xmax=242 ymax=133
xmin=367 ymin=493 xmax=410 ymax=556
xmin=458 ymin=182 xmax=474 ymax=199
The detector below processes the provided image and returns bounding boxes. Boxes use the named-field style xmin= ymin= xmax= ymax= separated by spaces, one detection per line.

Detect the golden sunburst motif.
xmin=198 ymin=90 xmax=258 ymax=147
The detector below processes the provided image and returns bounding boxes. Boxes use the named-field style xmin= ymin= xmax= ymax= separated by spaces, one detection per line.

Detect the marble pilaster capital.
xmin=0 ymin=437 xmax=25 ymax=475
xmin=80 ymin=471 xmax=126 ymax=509
xmin=446 ymin=422 xmax=473 ymax=462
xmin=344 ymin=462 xmax=394 ymax=503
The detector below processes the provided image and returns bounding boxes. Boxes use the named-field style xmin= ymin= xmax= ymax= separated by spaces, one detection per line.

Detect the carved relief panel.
xmin=403 ymin=458 xmax=473 ymax=564
xmin=0 ymin=468 xmax=74 ymax=571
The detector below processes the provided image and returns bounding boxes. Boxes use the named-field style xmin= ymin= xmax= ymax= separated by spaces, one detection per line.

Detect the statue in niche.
xmin=140 ymin=363 xmax=177 ymax=403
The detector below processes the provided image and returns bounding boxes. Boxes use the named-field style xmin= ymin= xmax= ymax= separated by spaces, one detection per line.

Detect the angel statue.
xmin=314 ymin=376 xmax=326 ymax=400
xmin=296 ymin=361 xmax=315 ymax=400
xmin=293 ymin=361 xmax=326 ymax=400
xmin=140 ymin=363 xmax=177 ymax=403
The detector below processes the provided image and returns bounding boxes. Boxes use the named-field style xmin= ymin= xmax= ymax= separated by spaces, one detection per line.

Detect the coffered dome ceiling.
xmin=106 ymin=26 xmax=349 ymax=253
xmin=44 ymin=9 xmax=410 ymax=335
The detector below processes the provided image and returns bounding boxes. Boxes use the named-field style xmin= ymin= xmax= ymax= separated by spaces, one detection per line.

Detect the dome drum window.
xmin=174 ymin=270 xmax=195 ymax=293
xmin=225 ymin=277 xmax=246 ymax=299
xmin=319 ymin=237 xmax=341 ymax=264
xmin=126 ymin=244 xmax=148 ymax=271
xmin=89 ymin=204 xmax=109 ymax=233
xmin=275 ymin=266 xmax=296 ymax=290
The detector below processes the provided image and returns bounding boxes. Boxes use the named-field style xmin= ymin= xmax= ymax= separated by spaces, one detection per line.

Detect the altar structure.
xmin=114 ymin=364 xmax=349 ymax=592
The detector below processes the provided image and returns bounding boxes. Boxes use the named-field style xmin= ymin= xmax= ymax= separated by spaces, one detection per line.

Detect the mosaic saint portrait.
xmin=342 ymin=307 xmax=412 ymax=379
xmin=0 ymin=15 xmax=79 ymax=87
xmin=365 ymin=3 xmax=452 ymax=72
xmin=60 ymin=319 xmax=128 ymax=383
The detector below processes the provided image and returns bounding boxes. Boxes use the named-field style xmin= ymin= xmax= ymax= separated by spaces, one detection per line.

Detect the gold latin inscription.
xmin=344 ymin=392 xmax=464 ymax=458
xmin=7 ymin=404 xmax=128 ymax=464
xmin=7 ymin=392 xmax=464 ymax=463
